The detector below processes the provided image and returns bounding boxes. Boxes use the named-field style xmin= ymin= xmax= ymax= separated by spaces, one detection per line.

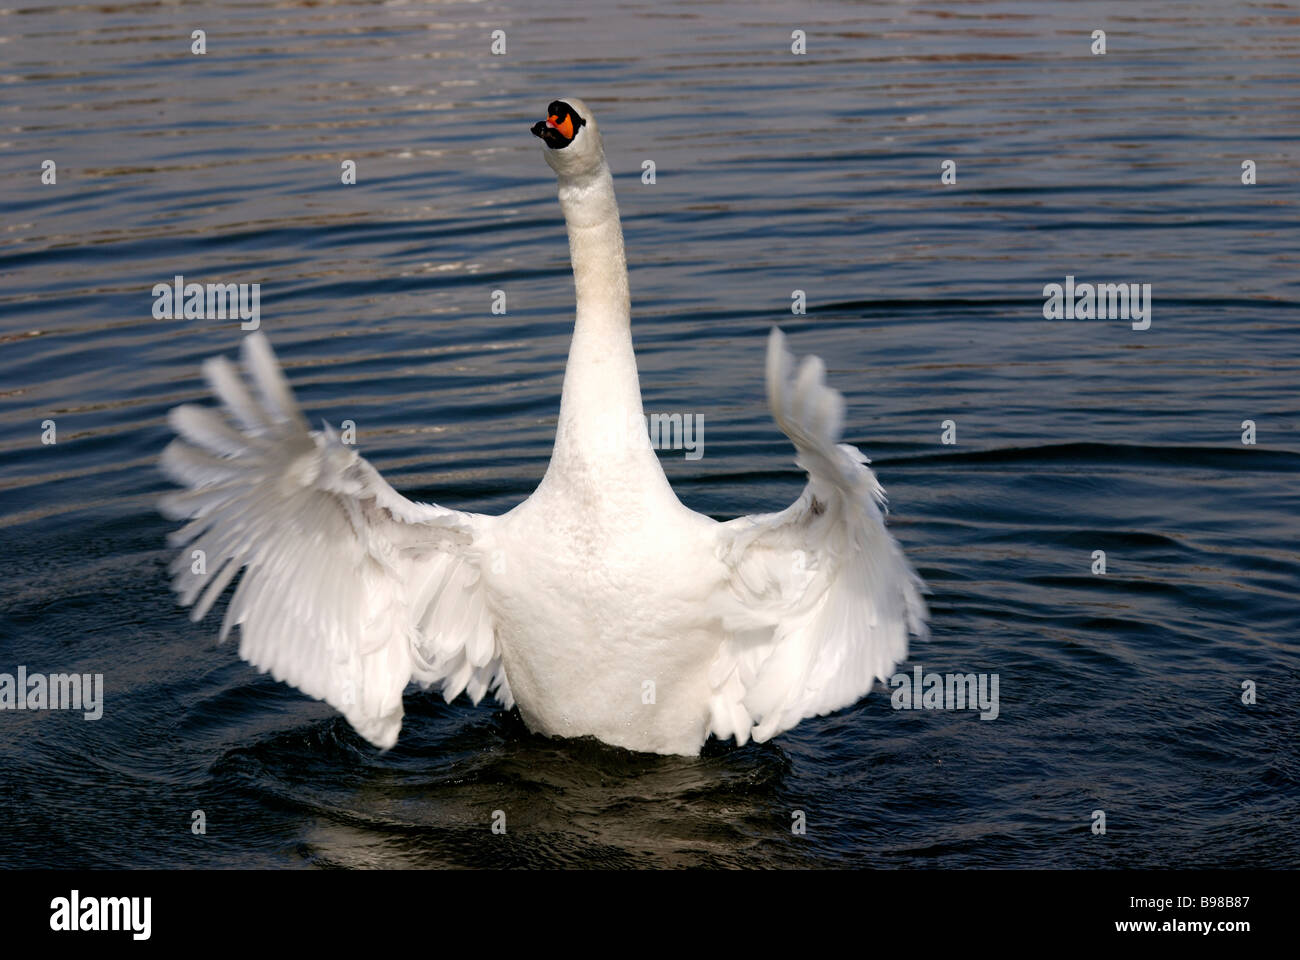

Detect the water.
xmin=1 ymin=0 xmax=1297 ymax=868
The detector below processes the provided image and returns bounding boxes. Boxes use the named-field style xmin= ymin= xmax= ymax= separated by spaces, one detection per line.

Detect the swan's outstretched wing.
xmin=708 ymin=328 xmax=927 ymax=745
xmin=159 ymin=333 xmax=509 ymax=749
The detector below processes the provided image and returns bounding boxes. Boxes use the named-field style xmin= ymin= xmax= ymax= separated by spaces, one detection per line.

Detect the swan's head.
xmin=531 ymin=97 xmax=604 ymax=177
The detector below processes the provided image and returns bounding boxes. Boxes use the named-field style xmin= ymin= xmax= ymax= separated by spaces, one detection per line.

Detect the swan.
xmin=159 ymin=98 xmax=928 ymax=756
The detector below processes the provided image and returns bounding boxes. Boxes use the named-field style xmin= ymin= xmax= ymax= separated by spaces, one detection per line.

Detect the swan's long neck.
xmin=561 ymin=162 xmax=631 ymax=352
xmin=544 ymin=160 xmax=666 ymax=496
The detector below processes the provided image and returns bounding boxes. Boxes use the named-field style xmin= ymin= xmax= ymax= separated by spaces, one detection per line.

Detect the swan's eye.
xmin=531 ymin=100 xmax=586 ymax=149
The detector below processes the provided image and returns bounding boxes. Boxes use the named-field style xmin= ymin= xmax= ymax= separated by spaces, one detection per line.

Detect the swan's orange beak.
xmin=546 ymin=113 xmax=574 ymax=140
xmin=531 ymin=100 xmax=585 ymax=150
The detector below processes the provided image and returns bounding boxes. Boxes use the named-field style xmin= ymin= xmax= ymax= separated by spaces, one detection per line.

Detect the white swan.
xmin=160 ymin=98 xmax=928 ymax=756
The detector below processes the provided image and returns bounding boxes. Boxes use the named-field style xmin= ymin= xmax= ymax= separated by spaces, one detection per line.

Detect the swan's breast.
xmin=484 ymin=493 xmax=723 ymax=754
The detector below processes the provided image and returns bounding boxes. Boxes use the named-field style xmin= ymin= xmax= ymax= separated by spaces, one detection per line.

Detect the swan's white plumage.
xmin=706 ymin=329 xmax=927 ymax=745
xmin=161 ymin=335 xmax=509 ymax=749
xmin=161 ymin=97 xmax=926 ymax=755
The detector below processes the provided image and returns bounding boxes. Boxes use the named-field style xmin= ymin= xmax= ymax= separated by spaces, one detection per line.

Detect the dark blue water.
xmin=1 ymin=0 xmax=1297 ymax=868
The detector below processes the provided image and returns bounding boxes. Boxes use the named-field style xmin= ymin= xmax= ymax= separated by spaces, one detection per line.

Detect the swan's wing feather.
xmin=159 ymin=333 xmax=510 ymax=749
xmin=708 ymin=328 xmax=927 ymax=745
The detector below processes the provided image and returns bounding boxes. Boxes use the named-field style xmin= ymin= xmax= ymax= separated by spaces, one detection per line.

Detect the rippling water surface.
xmin=1 ymin=0 xmax=1297 ymax=868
